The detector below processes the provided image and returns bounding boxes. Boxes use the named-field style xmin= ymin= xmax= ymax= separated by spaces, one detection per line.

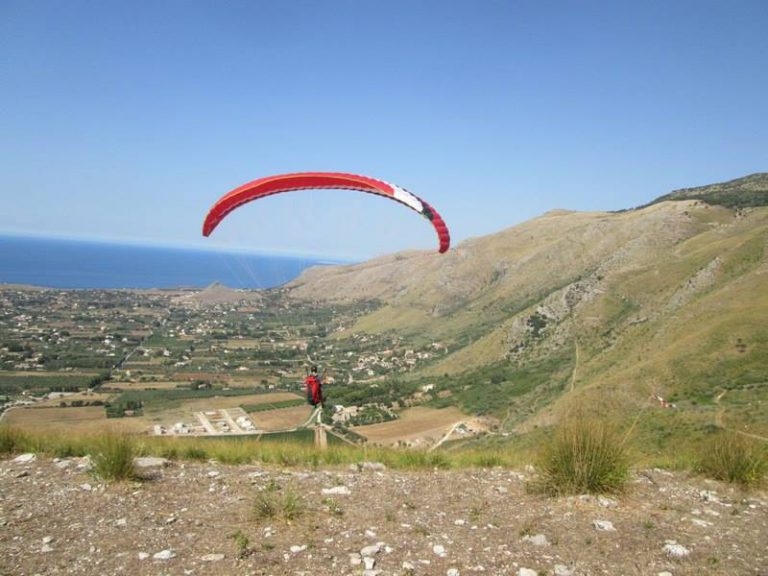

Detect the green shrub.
xmin=532 ymin=419 xmax=629 ymax=496
xmin=91 ymin=433 xmax=136 ymax=482
xmin=697 ymin=432 xmax=766 ymax=488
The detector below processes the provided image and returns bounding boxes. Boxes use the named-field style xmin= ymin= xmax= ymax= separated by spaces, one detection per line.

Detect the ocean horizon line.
xmin=0 ymin=234 xmax=347 ymax=290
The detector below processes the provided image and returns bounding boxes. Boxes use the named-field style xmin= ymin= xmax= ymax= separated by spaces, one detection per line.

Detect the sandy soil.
xmin=1 ymin=456 xmax=766 ymax=576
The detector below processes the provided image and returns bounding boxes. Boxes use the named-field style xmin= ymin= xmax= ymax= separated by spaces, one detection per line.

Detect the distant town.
xmin=1 ymin=284 xmax=484 ymax=446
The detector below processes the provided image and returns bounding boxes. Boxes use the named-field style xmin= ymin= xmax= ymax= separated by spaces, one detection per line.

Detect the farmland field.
xmin=249 ymin=405 xmax=314 ymax=431
xmin=103 ymin=381 xmax=191 ymax=390
xmin=352 ymin=406 xmax=465 ymax=446
xmin=3 ymin=405 xmax=147 ymax=434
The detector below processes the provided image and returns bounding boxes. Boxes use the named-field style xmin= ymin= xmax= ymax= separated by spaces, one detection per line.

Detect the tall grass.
xmin=0 ymin=425 xmax=30 ymax=456
xmin=697 ymin=432 xmax=766 ymax=488
xmin=90 ymin=433 xmax=137 ymax=482
xmin=532 ymin=419 xmax=629 ymax=496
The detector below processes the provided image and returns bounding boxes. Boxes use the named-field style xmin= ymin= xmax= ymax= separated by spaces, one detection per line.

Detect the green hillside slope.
xmin=287 ymin=176 xmax=768 ymax=454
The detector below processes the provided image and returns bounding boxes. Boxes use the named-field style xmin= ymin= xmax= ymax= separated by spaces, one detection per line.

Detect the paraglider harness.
xmin=305 ymin=367 xmax=324 ymax=407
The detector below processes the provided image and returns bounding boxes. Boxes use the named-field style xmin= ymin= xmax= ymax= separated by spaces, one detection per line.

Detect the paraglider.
xmin=202 ymin=172 xmax=450 ymax=253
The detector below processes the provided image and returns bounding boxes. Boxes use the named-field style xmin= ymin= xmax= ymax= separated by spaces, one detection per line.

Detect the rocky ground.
xmin=1 ymin=454 xmax=766 ymax=576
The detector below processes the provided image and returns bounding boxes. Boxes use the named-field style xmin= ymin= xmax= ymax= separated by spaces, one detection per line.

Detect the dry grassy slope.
xmin=287 ymin=193 xmax=767 ymax=433
xmin=289 ymin=200 xmax=725 ymax=346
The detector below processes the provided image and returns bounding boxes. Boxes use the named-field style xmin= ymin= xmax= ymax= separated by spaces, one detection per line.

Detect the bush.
xmin=91 ymin=433 xmax=136 ymax=482
xmin=532 ymin=419 xmax=629 ymax=496
xmin=697 ymin=432 xmax=766 ymax=488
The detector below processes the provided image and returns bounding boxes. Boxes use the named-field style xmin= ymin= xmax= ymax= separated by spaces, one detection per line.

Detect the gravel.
xmin=1 ymin=457 xmax=766 ymax=575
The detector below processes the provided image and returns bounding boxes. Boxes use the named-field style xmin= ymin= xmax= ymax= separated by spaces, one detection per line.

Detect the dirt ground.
xmin=251 ymin=405 xmax=315 ymax=431
xmin=1 ymin=455 xmax=766 ymax=576
xmin=353 ymin=407 xmax=466 ymax=446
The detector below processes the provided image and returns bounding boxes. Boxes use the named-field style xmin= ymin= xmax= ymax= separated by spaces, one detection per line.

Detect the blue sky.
xmin=1 ymin=1 xmax=767 ymax=259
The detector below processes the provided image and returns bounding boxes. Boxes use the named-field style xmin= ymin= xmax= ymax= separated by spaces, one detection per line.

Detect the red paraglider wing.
xmin=202 ymin=172 xmax=450 ymax=253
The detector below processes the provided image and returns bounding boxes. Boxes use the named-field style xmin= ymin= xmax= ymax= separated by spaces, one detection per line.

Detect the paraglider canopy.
xmin=202 ymin=172 xmax=450 ymax=253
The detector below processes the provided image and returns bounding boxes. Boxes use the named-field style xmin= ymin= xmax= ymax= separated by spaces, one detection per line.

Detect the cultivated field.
xmin=352 ymin=406 xmax=465 ymax=446
xmin=249 ymin=405 xmax=314 ymax=431
xmin=3 ymin=406 xmax=146 ymax=434
xmin=3 ymin=392 xmax=308 ymax=436
xmin=102 ymin=381 xmax=190 ymax=390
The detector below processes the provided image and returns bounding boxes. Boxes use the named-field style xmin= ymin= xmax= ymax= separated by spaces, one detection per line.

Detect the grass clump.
xmin=532 ymin=419 xmax=629 ymax=496
xmin=253 ymin=482 xmax=305 ymax=522
xmin=0 ymin=426 xmax=31 ymax=456
xmin=90 ymin=433 xmax=137 ymax=482
xmin=697 ymin=431 xmax=766 ymax=488
xmin=229 ymin=529 xmax=253 ymax=559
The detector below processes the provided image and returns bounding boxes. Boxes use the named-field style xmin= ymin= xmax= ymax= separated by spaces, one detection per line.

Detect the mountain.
xmin=287 ymin=175 xmax=768 ymax=450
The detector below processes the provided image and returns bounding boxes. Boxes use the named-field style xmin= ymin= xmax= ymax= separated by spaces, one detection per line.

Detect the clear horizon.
xmin=2 ymin=1 xmax=767 ymax=259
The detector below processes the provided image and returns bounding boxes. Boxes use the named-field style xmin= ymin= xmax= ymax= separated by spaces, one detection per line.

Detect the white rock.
xmin=349 ymin=553 xmax=362 ymax=566
xmin=12 ymin=453 xmax=36 ymax=464
xmin=658 ymin=572 xmax=674 ymax=576
xmin=138 ymin=552 xmax=149 ymax=560
xmin=41 ymin=544 xmax=54 ymax=553
xmin=361 ymin=543 xmax=382 ymax=557
xmin=699 ymin=490 xmax=719 ymax=503
xmin=207 ymin=470 xmax=220 ymax=478
xmin=352 ymin=461 xmax=386 ymax=471
xmin=365 ymin=529 xmax=377 ymax=538
xmin=454 ymin=519 xmax=466 ymax=526
xmin=322 ymin=486 xmax=351 ymax=496
xmin=447 ymin=569 xmax=461 ymax=576
xmin=75 ymin=456 xmax=92 ymax=471
xmin=663 ymin=540 xmax=690 ymax=559
xmin=592 ymin=519 xmax=616 ymax=531
xmin=115 ymin=518 xmax=127 ymax=527
xmin=54 ymin=459 xmax=72 ymax=469
xmin=364 ymin=556 xmax=376 ymax=570
xmin=433 ymin=544 xmax=447 ymax=557
xmin=522 ymin=534 xmax=549 ymax=546
xmin=289 ymin=544 xmax=307 ymax=554
xmin=691 ymin=518 xmax=712 ymax=527
xmin=133 ymin=457 xmax=169 ymax=468
xmin=518 ymin=568 xmax=537 ymax=576
xmin=598 ymin=496 xmax=618 ymax=508
xmin=362 ymin=570 xmax=382 ymax=576
xmin=201 ymin=553 xmax=225 ymax=562
xmin=153 ymin=549 xmax=176 ymax=560
xmin=79 ymin=483 xmax=92 ymax=492
xmin=42 ymin=536 xmax=53 ymax=544
xmin=554 ymin=564 xmax=574 ymax=576
xmin=403 ymin=561 xmax=416 ymax=570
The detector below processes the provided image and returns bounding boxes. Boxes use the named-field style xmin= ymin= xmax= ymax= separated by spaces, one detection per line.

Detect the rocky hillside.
xmin=287 ymin=175 xmax=768 ymax=440
xmin=2 ymin=454 xmax=766 ymax=576
xmin=647 ymin=172 xmax=768 ymax=209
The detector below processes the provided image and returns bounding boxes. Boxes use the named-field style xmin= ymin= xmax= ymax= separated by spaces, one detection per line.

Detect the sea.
xmin=0 ymin=234 xmax=340 ymax=290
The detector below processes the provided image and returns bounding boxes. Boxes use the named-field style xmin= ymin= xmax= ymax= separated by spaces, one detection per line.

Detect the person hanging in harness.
xmin=305 ymin=365 xmax=324 ymax=408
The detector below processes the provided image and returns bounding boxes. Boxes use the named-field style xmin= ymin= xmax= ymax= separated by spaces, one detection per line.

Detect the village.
xmin=0 ymin=284 xmax=483 ymax=447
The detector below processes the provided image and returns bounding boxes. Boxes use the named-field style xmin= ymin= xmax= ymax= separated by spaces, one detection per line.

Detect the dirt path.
xmin=713 ymin=388 xmax=768 ymax=443
xmin=428 ymin=421 xmax=465 ymax=452
xmin=570 ymin=337 xmax=580 ymax=393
